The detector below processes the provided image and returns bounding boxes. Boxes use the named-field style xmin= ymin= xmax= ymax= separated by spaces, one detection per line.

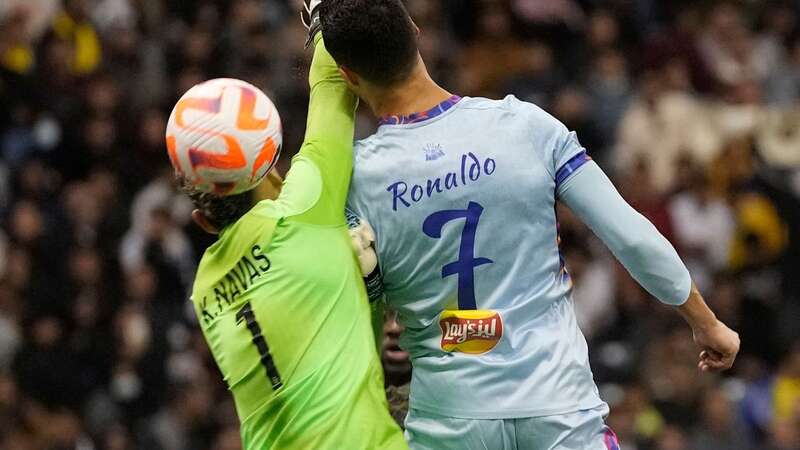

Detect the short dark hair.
xmin=321 ymin=0 xmax=418 ymax=87
xmin=177 ymin=177 xmax=254 ymax=230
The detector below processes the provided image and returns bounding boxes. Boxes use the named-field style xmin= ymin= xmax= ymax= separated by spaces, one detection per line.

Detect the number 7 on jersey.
xmin=423 ymin=201 xmax=493 ymax=310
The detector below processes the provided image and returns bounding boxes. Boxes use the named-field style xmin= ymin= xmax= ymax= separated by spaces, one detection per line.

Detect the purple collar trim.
xmin=378 ymin=95 xmax=462 ymax=126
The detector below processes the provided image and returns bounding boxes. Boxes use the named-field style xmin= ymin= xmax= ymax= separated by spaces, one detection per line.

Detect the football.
xmin=166 ymin=78 xmax=282 ymax=195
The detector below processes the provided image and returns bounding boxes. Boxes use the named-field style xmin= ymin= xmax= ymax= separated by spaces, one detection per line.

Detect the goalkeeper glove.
xmin=301 ymin=0 xmax=324 ymax=48
xmin=346 ymin=210 xmax=385 ymax=303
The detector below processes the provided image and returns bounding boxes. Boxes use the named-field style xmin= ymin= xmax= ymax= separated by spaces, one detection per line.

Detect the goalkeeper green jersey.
xmin=190 ymin=38 xmax=407 ymax=450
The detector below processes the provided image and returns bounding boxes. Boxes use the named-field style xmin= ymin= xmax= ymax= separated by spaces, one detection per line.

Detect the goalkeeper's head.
xmin=179 ymin=170 xmax=283 ymax=235
xmin=320 ymin=0 xmax=422 ymax=102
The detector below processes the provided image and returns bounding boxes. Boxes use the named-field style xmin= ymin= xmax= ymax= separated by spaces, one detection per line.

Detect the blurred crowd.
xmin=0 ymin=0 xmax=799 ymax=449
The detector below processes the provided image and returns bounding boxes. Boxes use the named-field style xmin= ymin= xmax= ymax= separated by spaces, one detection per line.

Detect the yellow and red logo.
xmin=439 ymin=310 xmax=503 ymax=354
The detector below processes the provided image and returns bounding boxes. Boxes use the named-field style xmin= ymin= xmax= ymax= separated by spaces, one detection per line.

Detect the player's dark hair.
xmin=177 ymin=177 xmax=254 ymax=230
xmin=320 ymin=0 xmax=418 ymax=87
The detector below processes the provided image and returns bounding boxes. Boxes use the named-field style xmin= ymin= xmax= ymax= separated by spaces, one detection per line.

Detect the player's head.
xmin=178 ymin=172 xmax=281 ymax=234
xmin=179 ymin=177 xmax=254 ymax=234
xmin=320 ymin=0 xmax=420 ymax=96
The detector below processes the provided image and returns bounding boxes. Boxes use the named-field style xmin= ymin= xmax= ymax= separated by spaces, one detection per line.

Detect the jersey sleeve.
xmin=271 ymin=35 xmax=358 ymax=225
xmin=552 ymin=133 xmax=591 ymax=192
xmin=558 ymin=161 xmax=692 ymax=305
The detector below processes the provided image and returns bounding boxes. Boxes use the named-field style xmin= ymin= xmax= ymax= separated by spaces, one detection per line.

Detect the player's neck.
xmin=368 ymin=62 xmax=452 ymax=120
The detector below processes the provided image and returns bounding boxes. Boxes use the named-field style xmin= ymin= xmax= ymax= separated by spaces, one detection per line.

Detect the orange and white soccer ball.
xmin=166 ymin=78 xmax=282 ymax=195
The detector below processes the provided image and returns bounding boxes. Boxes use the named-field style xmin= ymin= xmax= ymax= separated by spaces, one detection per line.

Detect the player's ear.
xmin=192 ymin=209 xmax=219 ymax=235
xmin=411 ymin=20 xmax=420 ymax=36
xmin=339 ymin=66 xmax=359 ymax=88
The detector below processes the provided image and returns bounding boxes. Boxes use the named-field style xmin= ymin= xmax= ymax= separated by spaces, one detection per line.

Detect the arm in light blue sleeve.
xmin=558 ymin=161 xmax=692 ymax=306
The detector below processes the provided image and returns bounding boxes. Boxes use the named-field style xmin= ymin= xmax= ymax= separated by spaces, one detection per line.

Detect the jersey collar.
xmin=377 ymin=95 xmax=462 ymax=126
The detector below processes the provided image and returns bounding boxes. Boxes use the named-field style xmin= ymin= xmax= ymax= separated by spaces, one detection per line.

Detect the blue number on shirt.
xmin=422 ymin=201 xmax=493 ymax=310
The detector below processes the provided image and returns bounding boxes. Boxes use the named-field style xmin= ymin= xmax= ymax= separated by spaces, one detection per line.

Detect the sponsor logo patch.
xmin=439 ymin=310 xmax=503 ymax=354
xmin=423 ymin=143 xmax=445 ymax=161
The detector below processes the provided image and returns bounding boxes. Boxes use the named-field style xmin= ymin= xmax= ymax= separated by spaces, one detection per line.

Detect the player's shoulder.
xmin=460 ymin=95 xmax=560 ymax=122
xmin=447 ymin=96 xmax=571 ymax=147
xmin=458 ymin=94 xmax=526 ymax=112
xmin=497 ymin=96 xmax=572 ymax=149
xmin=495 ymin=95 xmax=566 ymax=131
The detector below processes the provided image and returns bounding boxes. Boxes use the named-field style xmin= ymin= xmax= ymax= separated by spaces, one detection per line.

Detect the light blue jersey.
xmin=347 ymin=95 xmax=690 ymax=420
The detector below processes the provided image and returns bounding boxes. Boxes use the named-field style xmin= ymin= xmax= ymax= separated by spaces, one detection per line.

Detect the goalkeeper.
xmin=176 ymin=9 xmax=408 ymax=450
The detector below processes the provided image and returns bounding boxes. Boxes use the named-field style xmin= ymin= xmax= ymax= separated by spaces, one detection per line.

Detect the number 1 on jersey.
xmin=423 ymin=201 xmax=493 ymax=310
xmin=236 ymin=302 xmax=283 ymax=390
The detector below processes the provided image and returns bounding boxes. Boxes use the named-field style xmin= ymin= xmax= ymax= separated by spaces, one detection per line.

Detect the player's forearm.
xmin=295 ymin=35 xmax=358 ymax=215
xmin=679 ymin=282 xmax=740 ymax=372
xmin=303 ymin=35 xmax=358 ymax=156
xmin=676 ymin=283 xmax=718 ymax=330
xmin=559 ymin=161 xmax=740 ymax=371
xmin=559 ymin=162 xmax=691 ymax=305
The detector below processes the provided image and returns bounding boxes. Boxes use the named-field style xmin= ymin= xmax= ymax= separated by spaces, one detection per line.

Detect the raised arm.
xmin=301 ymin=34 xmax=358 ymax=197
xmin=559 ymin=161 xmax=740 ymax=371
xmin=275 ymin=35 xmax=358 ymax=225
